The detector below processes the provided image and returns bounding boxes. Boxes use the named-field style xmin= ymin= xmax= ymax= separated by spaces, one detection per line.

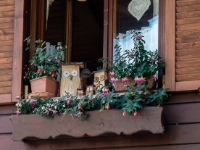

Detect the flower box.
xmin=10 ymin=107 xmax=164 ymax=141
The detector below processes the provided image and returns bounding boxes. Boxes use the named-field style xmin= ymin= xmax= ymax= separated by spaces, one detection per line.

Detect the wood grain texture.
xmin=0 ymin=11 xmax=14 ymax=18
xmin=0 ymin=5 xmax=14 ymax=12
xmin=164 ymin=0 xmax=176 ymax=91
xmin=0 ymin=29 xmax=14 ymax=35
xmin=176 ymin=0 xmax=200 ymax=7
xmin=176 ymin=4 xmax=200 ymax=13
xmin=176 ymin=48 xmax=200 ymax=56
xmin=176 ymin=11 xmax=200 ymax=19
xmin=0 ymin=81 xmax=12 ymax=87
xmin=176 ymin=80 xmax=200 ymax=91
xmin=0 ymin=0 xmax=14 ymax=6
xmin=10 ymin=108 xmax=164 ymax=141
xmin=0 ymin=52 xmax=12 ymax=58
xmin=0 ymin=116 xmax=13 ymax=133
xmin=12 ymin=0 xmax=24 ymax=102
xmin=0 ymin=87 xmax=11 ymax=94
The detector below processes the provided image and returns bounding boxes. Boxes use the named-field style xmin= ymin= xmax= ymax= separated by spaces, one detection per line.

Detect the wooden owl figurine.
xmin=77 ymin=89 xmax=84 ymax=99
xmin=60 ymin=63 xmax=84 ymax=96
xmin=86 ymin=85 xmax=95 ymax=96
xmin=93 ymin=70 xmax=108 ymax=90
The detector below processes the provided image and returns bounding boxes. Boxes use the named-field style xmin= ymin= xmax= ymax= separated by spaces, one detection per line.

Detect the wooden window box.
xmin=10 ymin=107 xmax=164 ymax=141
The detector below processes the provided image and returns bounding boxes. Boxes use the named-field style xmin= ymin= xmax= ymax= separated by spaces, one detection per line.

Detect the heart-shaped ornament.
xmin=128 ymin=0 xmax=151 ymax=21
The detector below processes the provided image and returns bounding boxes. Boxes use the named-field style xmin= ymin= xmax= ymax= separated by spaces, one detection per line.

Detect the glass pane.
xmin=113 ymin=0 xmax=159 ymax=55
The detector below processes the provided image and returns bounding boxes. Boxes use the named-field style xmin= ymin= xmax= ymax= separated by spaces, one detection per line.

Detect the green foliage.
xmin=24 ymin=37 xmax=66 ymax=80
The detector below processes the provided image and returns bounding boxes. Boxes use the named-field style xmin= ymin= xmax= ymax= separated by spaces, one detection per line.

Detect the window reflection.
xmin=113 ymin=0 xmax=158 ymax=55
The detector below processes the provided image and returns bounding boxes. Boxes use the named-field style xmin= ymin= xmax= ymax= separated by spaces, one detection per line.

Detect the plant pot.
xmin=30 ymin=76 xmax=59 ymax=97
xmin=10 ymin=107 xmax=164 ymax=141
xmin=114 ymin=77 xmax=155 ymax=92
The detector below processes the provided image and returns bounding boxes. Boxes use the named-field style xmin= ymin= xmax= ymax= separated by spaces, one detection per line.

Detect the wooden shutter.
xmin=164 ymin=0 xmax=200 ymax=91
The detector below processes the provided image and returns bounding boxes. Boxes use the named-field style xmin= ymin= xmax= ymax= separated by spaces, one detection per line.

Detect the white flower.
xmin=54 ymin=106 xmax=57 ymax=109
xmin=63 ymin=104 xmax=65 ymax=108
xmin=15 ymin=103 xmax=19 ymax=107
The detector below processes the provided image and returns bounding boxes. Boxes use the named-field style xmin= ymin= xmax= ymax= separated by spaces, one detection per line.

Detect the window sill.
xmin=10 ymin=107 xmax=164 ymax=141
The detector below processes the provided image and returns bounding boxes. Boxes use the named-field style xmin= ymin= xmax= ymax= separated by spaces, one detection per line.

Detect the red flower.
xmin=105 ymin=103 xmax=110 ymax=110
xmin=78 ymin=103 xmax=81 ymax=110
xmin=30 ymin=99 xmax=37 ymax=107
xmin=122 ymin=110 xmax=126 ymax=116
xmin=135 ymin=34 xmax=142 ymax=40
xmin=133 ymin=111 xmax=137 ymax=116
xmin=16 ymin=110 xmax=21 ymax=116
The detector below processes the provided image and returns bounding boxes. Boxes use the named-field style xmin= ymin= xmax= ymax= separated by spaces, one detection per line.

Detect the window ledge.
xmin=10 ymin=107 xmax=164 ymax=141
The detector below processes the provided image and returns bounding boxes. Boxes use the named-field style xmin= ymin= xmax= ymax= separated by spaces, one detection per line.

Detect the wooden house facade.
xmin=1 ymin=0 xmax=200 ymax=149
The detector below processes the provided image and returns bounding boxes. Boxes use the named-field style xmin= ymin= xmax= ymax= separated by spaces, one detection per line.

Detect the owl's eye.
xmin=94 ymin=77 xmax=99 ymax=83
xmin=90 ymin=87 xmax=93 ymax=91
xmin=71 ymin=70 xmax=78 ymax=76
xmin=87 ymin=87 xmax=89 ymax=91
xmin=63 ymin=70 xmax=70 ymax=77
xmin=100 ymin=75 xmax=105 ymax=81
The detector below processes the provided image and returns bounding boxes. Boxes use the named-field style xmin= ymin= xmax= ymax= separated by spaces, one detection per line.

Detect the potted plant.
xmin=99 ymin=30 xmax=164 ymax=91
xmin=24 ymin=37 xmax=66 ymax=97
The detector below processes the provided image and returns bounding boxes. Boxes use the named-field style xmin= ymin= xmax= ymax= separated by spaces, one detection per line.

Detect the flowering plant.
xmin=23 ymin=37 xmax=66 ymax=80
xmin=99 ymin=30 xmax=164 ymax=85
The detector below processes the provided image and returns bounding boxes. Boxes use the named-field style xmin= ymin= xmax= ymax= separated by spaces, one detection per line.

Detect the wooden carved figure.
xmin=77 ymin=89 xmax=84 ymax=99
xmin=86 ymin=85 xmax=95 ymax=96
xmin=60 ymin=63 xmax=84 ymax=96
xmin=93 ymin=70 xmax=108 ymax=91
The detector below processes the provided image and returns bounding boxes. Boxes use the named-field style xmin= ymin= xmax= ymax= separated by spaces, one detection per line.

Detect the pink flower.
xmin=59 ymin=46 xmax=63 ymax=49
xmin=151 ymin=56 xmax=156 ymax=63
xmin=47 ymin=103 xmax=51 ymax=108
xmin=76 ymin=111 xmax=82 ymax=117
xmin=53 ymin=110 xmax=57 ymax=115
xmin=67 ymin=100 xmax=70 ymax=105
xmin=43 ymin=70 xmax=46 ymax=74
xmin=122 ymin=77 xmax=128 ymax=84
xmin=103 ymin=88 xmax=109 ymax=96
xmin=30 ymin=62 xmax=34 ymax=66
xmin=108 ymin=71 xmax=114 ymax=78
xmin=16 ymin=96 xmax=20 ymax=100
xmin=129 ymin=52 xmax=134 ymax=56
xmin=55 ymin=56 xmax=58 ymax=59
xmin=133 ymin=111 xmax=137 ymax=116
xmin=135 ymin=34 xmax=142 ymax=40
xmin=105 ymin=103 xmax=110 ymax=110
xmin=122 ymin=110 xmax=126 ymax=116
xmin=111 ymin=77 xmax=119 ymax=84
xmin=56 ymin=71 xmax=59 ymax=76
xmin=42 ymin=106 xmax=45 ymax=110
xmin=134 ymin=77 xmax=145 ymax=84
xmin=45 ymin=110 xmax=49 ymax=115
xmin=78 ymin=103 xmax=81 ymax=110
xmin=37 ymin=69 xmax=41 ymax=74
xmin=30 ymin=99 xmax=37 ymax=107
xmin=16 ymin=110 xmax=21 ymax=116
xmin=153 ymin=75 xmax=158 ymax=81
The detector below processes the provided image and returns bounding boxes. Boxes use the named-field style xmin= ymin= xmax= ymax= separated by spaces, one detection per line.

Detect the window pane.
xmin=113 ymin=0 xmax=159 ymax=54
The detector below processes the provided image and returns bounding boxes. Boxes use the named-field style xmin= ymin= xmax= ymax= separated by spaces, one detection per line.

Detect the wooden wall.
xmin=0 ymin=0 xmax=14 ymax=103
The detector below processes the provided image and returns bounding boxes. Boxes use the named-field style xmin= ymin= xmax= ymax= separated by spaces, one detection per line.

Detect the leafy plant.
xmin=24 ymin=37 xmax=66 ymax=80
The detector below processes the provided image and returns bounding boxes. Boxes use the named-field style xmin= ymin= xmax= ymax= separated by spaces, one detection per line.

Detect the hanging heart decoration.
xmin=128 ymin=0 xmax=151 ymax=21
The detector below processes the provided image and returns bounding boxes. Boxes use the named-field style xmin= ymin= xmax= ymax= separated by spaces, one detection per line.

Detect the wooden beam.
xmin=103 ymin=0 xmax=108 ymax=62
xmin=12 ymin=0 xmax=24 ymax=102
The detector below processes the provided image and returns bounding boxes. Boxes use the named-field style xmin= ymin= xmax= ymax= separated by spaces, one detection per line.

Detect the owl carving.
xmin=60 ymin=64 xmax=84 ymax=96
xmin=86 ymin=85 xmax=95 ymax=96
xmin=77 ymin=89 xmax=84 ymax=99
xmin=93 ymin=70 xmax=108 ymax=91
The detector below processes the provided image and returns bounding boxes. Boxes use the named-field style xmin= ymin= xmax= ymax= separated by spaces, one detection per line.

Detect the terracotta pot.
xmin=30 ymin=76 xmax=59 ymax=97
xmin=114 ymin=77 xmax=155 ymax=92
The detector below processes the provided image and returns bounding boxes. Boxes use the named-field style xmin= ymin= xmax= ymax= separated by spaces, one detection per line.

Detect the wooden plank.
xmin=12 ymin=0 xmax=24 ymax=102
xmin=0 ymin=0 xmax=14 ymax=6
xmin=0 ymin=75 xmax=12 ymax=82
xmin=164 ymin=0 xmax=176 ymax=91
xmin=176 ymin=11 xmax=200 ymax=19
xmin=0 ymin=29 xmax=14 ymax=35
xmin=176 ymin=74 xmax=200 ymax=82
xmin=0 ymin=52 xmax=13 ymax=58
xmin=176 ymin=23 xmax=200 ymax=31
xmin=176 ymin=17 xmax=200 ymax=25
xmin=0 ymin=22 xmax=14 ymax=29
xmin=0 ymin=94 xmax=11 ymax=104
xmin=0 ymin=5 xmax=14 ymax=12
xmin=0 ymin=46 xmax=13 ymax=52
xmin=176 ymin=80 xmax=200 ymax=91
xmin=0 ymin=57 xmax=12 ymax=64
xmin=176 ymin=4 xmax=200 ymax=13
xmin=176 ymin=0 xmax=200 ymax=7
xmin=0 ymin=87 xmax=11 ymax=94
xmin=0 ymin=81 xmax=11 ymax=87
xmin=176 ymin=42 xmax=200 ymax=50
xmin=0 ymin=11 xmax=14 ymax=18
xmin=0 ymin=63 xmax=12 ymax=69
xmin=176 ymin=29 xmax=200 ymax=37
xmin=176 ymin=48 xmax=200 ymax=56
xmin=163 ymin=103 xmax=200 ymax=124
xmin=176 ymin=60 xmax=200 ymax=68
xmin=103 ymin=0 xmax=108 ymax=64
xmin=176 ymin=36 xmax=200 ymax=43
xmin=0 ymin=40 xmax=13 ymax=46
xmin=0 ymin=35 xmax=13 ymax=41
xmin=0 ymin=17 xmax=14 ymax=24
xmin=176 ymin=55 xmax=200 ymax=61
xmin=176 ymin=67 xmax=200 ymax=75
xmin=164 ymin=92 xmax=200 ymax=104
xmin=0 ymin=104 xmax=16 ymax=114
